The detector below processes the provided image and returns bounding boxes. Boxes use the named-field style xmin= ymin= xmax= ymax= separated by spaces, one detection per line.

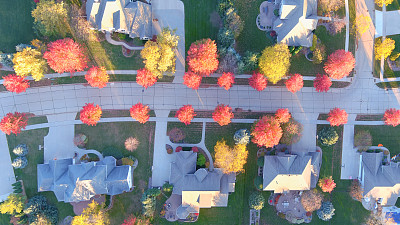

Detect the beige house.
xmin=167 ymin=151 xmax=236 ymax=220
xmin=359 ymin=151 xmax=400 ymax=207
xmin=263 ymin=149 xmax=321 ymax=193
xmin=273 ymin=0 xmax=318 ymax=47
xmin=86 ymin=0 xmax=152 ymax=40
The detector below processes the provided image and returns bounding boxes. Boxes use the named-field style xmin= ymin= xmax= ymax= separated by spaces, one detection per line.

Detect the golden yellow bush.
xmin=375 ymin=37 xmax=395 ymax=60
xmin=13 ymin=47 xmax=47 ymax=81
xmin=214 ymin=140 xmax=248 ymax=174
xmin=258 ymin=44 xmax=291 ymax=84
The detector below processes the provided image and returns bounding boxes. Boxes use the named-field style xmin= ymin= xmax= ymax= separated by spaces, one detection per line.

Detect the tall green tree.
xmin=32 ymin=0 xmax=69 ymax=37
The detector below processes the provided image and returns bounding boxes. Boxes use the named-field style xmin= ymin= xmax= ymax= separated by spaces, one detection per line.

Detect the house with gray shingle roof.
xmin=358 ymin=150 xmax=400 ymax=207
xmin=273 ymin=0 xmax=318 ymax=47
xmin=263 ymin=149 xmax=321 ymax=193
xmin=86 ymin=0 xmax=152 ymax=40
xmin=37 ymin=156 xmax=132 ymax=203
xmin=166 ymin=151 xmax=236 ymax=220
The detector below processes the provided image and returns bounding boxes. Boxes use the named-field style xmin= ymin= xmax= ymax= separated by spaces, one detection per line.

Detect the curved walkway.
xmin=104 ymin=32 xmax=144 ymax=50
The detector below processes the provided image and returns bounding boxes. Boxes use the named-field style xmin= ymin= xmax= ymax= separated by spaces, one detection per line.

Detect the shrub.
xmin=217 ymin=27 xmax=235 ymax=49
xmin=168 ymin=128 xmax=185 ymax=143
xmin=390 ymin=51 xmax=400 ymax=61
xmin=223 ymin=8 xmax=244 ymax=38
xmin=121 ymin=157 xmax=134 ymax=166
xmin=197 ymin=154 xmax=206 ymax=167
xmin=249 ymin=192 xmax=265 ymax=210
xmin=130 ymin=103 xmax=150 ymax=124
xmin=251 ymin=116 xmax=282 ymax=147
xmin=285 ymin=74 xmax=303 ymax=93
xmin=24 ymin=195 xmax=58 ymax=225
xmin=354 ymin=130 xmax=372 ymax=150
xmin=117 ymin=33 xmax=128 ymax=40
xmin=217 ymin=0 xmax=234 ymax=17
xmin=12 ymin=157 xmax=28 ymax=169
xmin=162 ymin=182 xmax=173 ymax=193
xmin=280 ymin=119 xmax=303 ymax=145
xmin=0 ymin=53 xmax=14 ymax=67
xmin=301 ymin=189 xmax=323 ymax=212
xmin=257 ymin=157 xmax=264 ymax=167
xmin=312 ymin=43 xmax=326 ymax=64
xmin=238 ymin=51 xmax=259 ymax=74
xmin=212 ymin=104 xmax=234 ymax=126
xmin=13 ymin=144 xmax=28 ymax=156
xmin=254 ymin=176 xmax=263 ymax=190
xmin=317 ymin=201 xmax=335 ymax=221
xmin=327 ymin=107 xmax=348 ymax=126
xmin=125 ymin=137 xmax=140 ymax=151
xmin=318 ymin=127 xmax=339 ymax=146
xmin=80 ymin=103 xmax=102 ymax=126
xmin=233 ymin=129 xmax=250 ymax=145
xmin=102 ymin=146 xmax=123 ymax=159
xmin=318 ymin=176 xmax=336 ymax=193
xmin=259 ymin=44 xmax=291 ymax=84
xmin=349 ymin=179 xmax=363 ymax=201
xmin=73 ymin=134 xmax=88 ymax=148
xmin=0 ymin=194 xmax=25 ymax=215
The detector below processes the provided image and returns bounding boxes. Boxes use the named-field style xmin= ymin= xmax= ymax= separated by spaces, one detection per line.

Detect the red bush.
xmin=314 ymin=74 xmax=332 ymax=92
xmin=3 ymin=74 xmax=30 ymax=93
xmin=136 ymin=68 xmax=157 ymax=89
xmin=130 ymin=103 xmax=150 ymax=124
xmin=85 ymin=66 xmax=109 ymax=88
xmin=80 ymin=103 xmax=102 ymax=126
xmin=187 ymin=39 xmax=219 ymax=76
xmin=175 ymin=105 xmax=196 ymax=125
xmin=249 ymin=71 xmax=268 ymax=91
xmin=275 ymin=108 xmax=291 ymax=123
xmin=212 ymin=104 xmax=234 ymax=126
xmin=0 ymin=112 xmax=28 ymax=135
xmin=324 ymin=49 xmax=355 ymax=79
xmin=384 ymin=108 xmax=400 ymax=126
xmin=327 ymin=108 xmax=348 ymax=126
xmin=251 ymin=116 xmax=282 ymax=147
xmin=183 ymin=71 xmax=202 ymax=90
xmin=43 ymin=38 xmax=88 ymax=74
xmin=285 ymin=74 xmax=303 ymax=93
xmin=318 ymin=176 xmax=337 ymax=193
xmin=192 ymin=146 xmax=199 ymax=152
xmin=218 ymin=72 xmax=235 ymax=90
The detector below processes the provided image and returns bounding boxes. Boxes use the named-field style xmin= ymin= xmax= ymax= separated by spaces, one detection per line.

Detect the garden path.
xmin=104 ymin=32 xmax=144 ymax=51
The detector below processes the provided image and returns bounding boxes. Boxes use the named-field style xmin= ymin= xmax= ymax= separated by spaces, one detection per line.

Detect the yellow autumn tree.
xmin=375 ymin=37 xmax=395 ymax=60
xmin=353 ymin=15 xmax=371 ymax=36
xmin=214 ymin=140 xmax=248 ymax=174
xmin=13 ymin=47 xmax=47 ymax=81
xmin=140 ymin=28 xmax=179 ymax=78
xmin=0 ymin=194 xmax=25 ymax=215
xmin=375 ymin=0 xmax=394 ymax=7
xmin=72 ymin=200 xmax=109 ymax=225
xmin=258 ymin=43 xmax=291 ymax=84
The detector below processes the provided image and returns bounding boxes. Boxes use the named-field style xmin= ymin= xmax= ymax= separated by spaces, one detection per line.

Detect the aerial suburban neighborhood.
xmin=0 ymin=0 xmax=400 ymax=224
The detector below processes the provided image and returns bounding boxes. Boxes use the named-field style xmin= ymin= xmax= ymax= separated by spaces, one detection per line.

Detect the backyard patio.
xmin=274 ymin=191 xmax=311 ymax=223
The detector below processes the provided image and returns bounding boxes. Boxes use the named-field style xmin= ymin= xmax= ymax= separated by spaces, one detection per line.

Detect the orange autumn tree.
xmin=324 ymin=50 xmax=355 ymax=80
xmin=175 ymin=105 xmax=196 ymax=125
xmin=318 ymin=176 xmax=337 ymax=193
xmin=3 ymin=74 xmax=30 ymax=93
xmin=218 ymin=72 xmax=235 ymax=90
xmin=130 ymin=103 xmax=150 ymax=124
xmin=85 ymin=66 xmax=109 ymax=88
xmin=0 ymin=112 xmax=28 ymax=135
xmin=136 ymin=68 xmax=158 ymax=89
xmin=249 ymin=71 xmax=268 ymax=91
xmin=212 ymin=104 xmax=234 ymax=126
xmin=314 ymin=74 xmax=332 ymax=92
xmin=80 ymin=103 xmax=102 ymax=126
xmin=43 ymin=38 xmax=88 ymax=74
xmin=214 ymin=140 xmax=248 ymax=174
xmin=384 ymin=108 xmax=400 ymax=126
xmin=327 ymin=108 xmax=348 ymax=126
xmin=275 ymin=108 xmax=291 ymax=123
xmin=183 ymin=71 xmax=202 ymax=90
xmin=187 ymin=38 xmax=219 ymax=76
xmin=251 ymin=116 xmax=282 ymax=147
xmin=285 ymin=74 xmax=303 ymax=93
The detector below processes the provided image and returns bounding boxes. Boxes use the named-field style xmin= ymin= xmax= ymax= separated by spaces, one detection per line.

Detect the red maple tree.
xmin=0 ymin=112 xmax=28 ymax=135
xmin=314 ymin=74 xmax=332 ymax=92
xmin=175 ymin=105 xmax=196 ymax=125
xmin=384 ymin=108 xmax=400 ymax=126
xmin=43 ymin=38 xmax=88 ymax=74
xmin=285 ymin=74 xmax=303 ymax=93
xmin=183 ymin=71 xmax=202 ymax=90
xmin=327 ymin=108 xmax=348 ymax=126
xmin=324 ymin=49 xmax=355 ymax=80
xmin=218 ymin=72 xmax=235 ymax=90
xmin=275 ymin=108 xmax=291 ymax=123
xmin=249 ymin=71 xmax=268 ymax=91
xmin=85 ymin=66 xmax=109 ymax=88
xmin=130 ymin=103 xmax=150 ymax=124
xmin=80 ymin=103 xmax=102 ymax=126
xmin=318 ymin=176 xmax=337 ymax=193
xmin=251 ymin=116 xmax=282 ymax=148
xmin=212 ymin=104 xmax=234 ymax=126
xmin=3 ymin=74 xmax=30 ymax=93
xmin=136 ymin=68 xmax=157 ymax=89
xmin=187 ymin=39 xmax=219 ymax=76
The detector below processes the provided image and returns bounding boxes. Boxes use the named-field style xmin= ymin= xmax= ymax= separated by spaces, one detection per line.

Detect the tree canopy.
xmin=375 ymin=37 xmax=395 ymax=60
xmin=72 ymin=200 xmax=109 ymax=225
xmin=259 ymin=44 xmax=291 ymax=84
xmin=0 ymin=194 xmax=25 ymax=215
xmin=13 ymin=47 xmax=47 ymax=81
xmin=187 ymin=38 xmax=219 ymax=76
xmin=214 ymin=140 xmax=248 ymax=174
xmin=251 ymin=116 xmax=282 ymax=147
xmin=32 ymin=0 xmax=69 ymax=37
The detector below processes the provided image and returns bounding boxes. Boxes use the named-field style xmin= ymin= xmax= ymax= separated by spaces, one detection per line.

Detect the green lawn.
xmin=6 ymin=128 xmax=75 ymax=223
xmin=75 ymin=121 xmax=155 ymax=224
xmin=0 ymin=0 xmax=36 ymax=52
xmin=354 ymin=125 xmax=400 ymax=156
xmin=167 ymin=122 xmax=203 ymax=144
xmin=181 ymin=0 xmax=219 ymax=53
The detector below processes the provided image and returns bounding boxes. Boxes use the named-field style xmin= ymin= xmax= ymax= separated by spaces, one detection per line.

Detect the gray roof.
xmin=37 ymin=156 xmax=132 ymax=202
xmin=86 ymin=0 xmax=152 ymax=39
xmin=263 ymin=151 xmax=321 ymax=193
xmin=273 ymin=0 xmax=318 ymax=47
